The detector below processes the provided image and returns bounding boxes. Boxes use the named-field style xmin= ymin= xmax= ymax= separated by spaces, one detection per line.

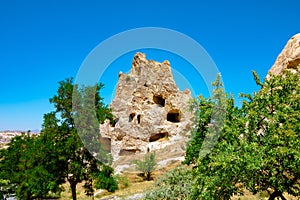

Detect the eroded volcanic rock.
xmin=100 ymin=52 xmax=194 ymax=167
xmin=268 ymin=33 xmax=300 ymax=77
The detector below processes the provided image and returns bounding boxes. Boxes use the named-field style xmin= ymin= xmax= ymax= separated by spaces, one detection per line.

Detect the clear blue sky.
xmin=0 ymin=0 xmax=299 ymax=131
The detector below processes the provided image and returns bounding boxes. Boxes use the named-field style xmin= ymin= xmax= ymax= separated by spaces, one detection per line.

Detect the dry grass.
xmin=59 ymin=162 xmax=299 ymax=200
xmin=95 ymin=162 xmax=182 ymax=199
xmin=231 ymin=189 xmax=299 ymax=200
xmin=60 ymin=182 xmax=99 ymax=200
xmin=231 ymin=189 xmax=266 ymax=200
xmin=59 ymin=171 xmax=156 ymax=199
xmin=59 ymin=172 xmax=299 ymax=200
xmin=96 ymin=180 xmax=154 ymax=199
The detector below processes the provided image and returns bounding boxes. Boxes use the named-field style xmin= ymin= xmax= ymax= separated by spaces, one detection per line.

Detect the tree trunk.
xmin=70 ymin=182 xmax=77 ymax=200
xmin=146 ymin=172 xmax=151 ymax=181
xmin=269 ymin=189 xmax=287 ymax=200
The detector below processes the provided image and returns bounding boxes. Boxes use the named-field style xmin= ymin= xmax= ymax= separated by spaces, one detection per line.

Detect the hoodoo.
xmin=100 ymin=52 xmax=194 ymax=170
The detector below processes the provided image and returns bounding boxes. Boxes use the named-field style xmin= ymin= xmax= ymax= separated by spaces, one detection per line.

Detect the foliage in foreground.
xmin=42 ymin=78 xmax=118 ymax=199
xmin=241 ymin=71 xmax=300 ymax=199
xmin=144 ymin=166 xmax=192 ymax=200
xmin=191 ymin=71 xmax=300 ymax=200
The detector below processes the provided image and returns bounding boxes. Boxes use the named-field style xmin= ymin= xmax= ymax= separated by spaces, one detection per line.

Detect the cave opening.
xmin=137 ymin=114 xmax=141 ymax=124
xmin=119 ymin=149 xmax=138 ymax=156
xmin=153 ymin=94 xmax=165 ymax=107
xmin=129 ymin=113 xmax=136 ymax=122
xmin=149 ymin=132 xmax=168 ymax=142
xmin=167 ymin=109 xmax=181 ymax=123
xmin=111 ymin=118 xmax=119 ymax=127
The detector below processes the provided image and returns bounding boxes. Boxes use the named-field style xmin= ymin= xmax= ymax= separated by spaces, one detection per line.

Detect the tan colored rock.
xmin=268 ymin=33 xmax=300 ymax=77
xmin=100 ymin=52 xmax=194 ymax=167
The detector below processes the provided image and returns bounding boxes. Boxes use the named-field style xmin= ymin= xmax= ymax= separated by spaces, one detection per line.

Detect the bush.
xmin=144 ymin=166 xmax=192 ymax=200
xmin=114 ymin=174 xmax=130 ymax=189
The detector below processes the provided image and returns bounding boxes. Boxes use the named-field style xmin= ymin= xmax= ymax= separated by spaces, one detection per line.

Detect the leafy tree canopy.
xmin=189 ymin=71 xmax=300 ymax=200
xmin=0 ymin=78 xmax=118 ymax=200
xmin=44 ymin=78 xmax=117 ymax=200
xmin=0 ymin=132 xmax=64 ymax=199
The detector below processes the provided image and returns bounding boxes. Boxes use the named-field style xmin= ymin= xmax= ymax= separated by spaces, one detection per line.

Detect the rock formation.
xmin=100 ymin=52 xmax=193 ymax=169
xmin=268 ymin=33 xmax=300 ymax=76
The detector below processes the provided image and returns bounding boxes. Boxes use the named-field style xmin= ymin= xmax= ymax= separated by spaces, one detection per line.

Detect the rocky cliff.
xmin=100 ymin=52 xmax=193 ymax=171
xmin=268 ymin=33 xmax=300 ymax=76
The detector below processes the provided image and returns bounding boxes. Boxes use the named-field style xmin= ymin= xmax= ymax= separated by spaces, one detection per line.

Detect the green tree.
xmin=189 ymin=71 xmax=300 ymax=199
xmin=133 ymin=152 xmax=156 ymax=181
xmin=183 ymin=95 xmax=213 ymax=166
xmin=44 ymin=78 xmax=117 ymax=200
xmin=189 ymin=99 xmax=245 ymax=199
xmin=185 ymin=76 xmax=244 ymax=199
xmin=239 ymin=71 xmax=300 ymax=199
xmin=184 ymin=73 xmax=228 ymax=165
xmin=0 ymin=78 xmax=117 ymax=200
xmin=0 ymin=132 xmax=63 ymax=199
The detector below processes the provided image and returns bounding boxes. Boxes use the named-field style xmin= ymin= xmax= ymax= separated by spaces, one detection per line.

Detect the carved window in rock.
xmin=153 ymin=94 xmax=165 ymax=107
xmin=129 ymin=113 xmax=136 ymax=122
xmin=149 ymin=132 xmax=168 ymax=142
xmin=112 ymin=118 xmax=119 ymax=127
xmin=119 ymin=149 xmax=138 ymax=156
xmin=167 ymin=109 xmax=181 ymax=123
xmin=137 ymin=114 xmax=141 ymax=124
xmin=129 ymin=113 xmax=141 ymax=124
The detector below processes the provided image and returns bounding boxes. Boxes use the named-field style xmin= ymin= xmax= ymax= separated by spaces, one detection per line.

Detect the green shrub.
xmin=114 ymin=174 xmax=130 ymax=189
xmin=144 ymin=165 xmax=192 ymax=200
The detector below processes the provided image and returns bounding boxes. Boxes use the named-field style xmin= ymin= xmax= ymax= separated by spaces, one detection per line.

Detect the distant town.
xmin=0 ymin=130 xmax=39 ymax=148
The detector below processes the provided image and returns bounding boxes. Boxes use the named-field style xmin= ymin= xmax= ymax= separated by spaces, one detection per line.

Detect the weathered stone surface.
xmin=100 ymin=52 xmax=193 ymax=167
xmin=268 ymin=33 xmax=300 ymax=77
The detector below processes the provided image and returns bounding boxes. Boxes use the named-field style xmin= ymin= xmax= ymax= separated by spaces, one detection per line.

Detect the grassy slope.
xmin=60 ymin=159 xmax=299 ymax=200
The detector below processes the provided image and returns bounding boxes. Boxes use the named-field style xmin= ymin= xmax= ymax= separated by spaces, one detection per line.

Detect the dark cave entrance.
xmin=149 ymin=132 xmax=168 ymax=142
xmin=129 ymin=113 xmax=136 ymax=122
xmin=153 ymin=94 xmax=165 ymax=107
xmin=167 ymin=109 xmax=181 ymax=123
xmin=119 ymin=149 xmax=139 ymax=156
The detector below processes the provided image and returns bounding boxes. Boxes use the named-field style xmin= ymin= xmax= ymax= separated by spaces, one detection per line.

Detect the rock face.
xmin=268 ymin=33 xmax=300 ymax=76
xmin=100 ymin=52 xmax=193 ymax=166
